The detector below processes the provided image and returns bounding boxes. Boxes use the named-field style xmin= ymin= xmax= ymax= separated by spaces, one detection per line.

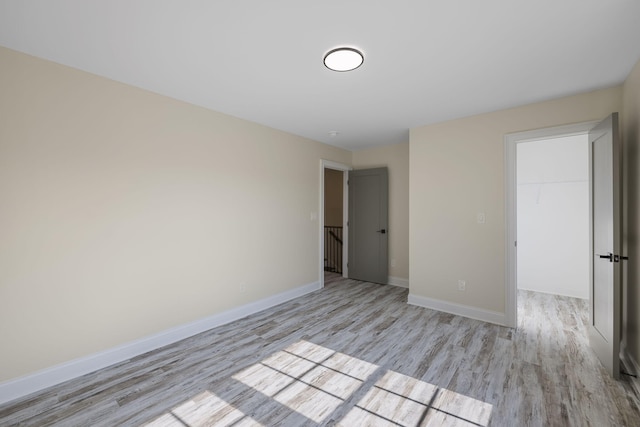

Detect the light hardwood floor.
xmin=1 ymin=274 xmax=639 ymax=426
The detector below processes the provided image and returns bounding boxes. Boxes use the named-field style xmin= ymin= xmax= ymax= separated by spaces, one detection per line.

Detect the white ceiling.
xmin=1 ymin=1 xmax=640 ymax=151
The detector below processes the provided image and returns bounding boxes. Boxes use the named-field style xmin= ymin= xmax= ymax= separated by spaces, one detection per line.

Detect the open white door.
xmin=588 ymin=113 xmax=622 ymax=379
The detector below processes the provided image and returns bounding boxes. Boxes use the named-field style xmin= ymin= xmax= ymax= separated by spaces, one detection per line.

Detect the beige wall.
xmin=2 ymin=40 xmax=638 ymax=388
xmin=352 ymin=142 xmax=409 ymax=281
xmin=324 ymin=169 xmax=343 ymax=227
xmin=0 ymin=46 xmax=352 ymax=383
xmin=623 ymin=58 xmax=640 ymax=365
xmin=410 ymin=87 xmax=623 ymax=314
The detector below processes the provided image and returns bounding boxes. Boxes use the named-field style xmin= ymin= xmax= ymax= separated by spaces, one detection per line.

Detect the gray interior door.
xmin=348 ymin=168 xmax=388 ymax=284
xmin=588 ymin=113 xmax=622 ymax=379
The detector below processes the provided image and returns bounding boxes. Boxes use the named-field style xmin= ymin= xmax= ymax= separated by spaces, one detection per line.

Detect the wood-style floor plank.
xmin=1 ymin=275 xmax=639 ymax=426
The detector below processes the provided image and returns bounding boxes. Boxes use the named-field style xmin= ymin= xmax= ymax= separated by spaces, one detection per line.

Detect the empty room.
xmin=1 ymin=1 xmax=640 ymax=426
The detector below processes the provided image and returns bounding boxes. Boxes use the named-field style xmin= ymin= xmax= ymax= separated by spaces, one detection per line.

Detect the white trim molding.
xmin=408 ymin=293 xmax=506 ymax=326
xmin=388 ymin=276 xmax=409 ymax=288
xmin=0 ymin=281 xmax=321 ymax=406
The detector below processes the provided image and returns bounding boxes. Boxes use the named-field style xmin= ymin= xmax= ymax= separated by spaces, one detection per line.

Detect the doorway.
xmin=516 ymin=134 xmax=590 ymax=299
xmin=505 ymin=121 xmax=599 ymax=328
xmin=324 ymin=168 xmax=345 ymax=275
xmin=320 ymin=160 xmax=351 ymax=288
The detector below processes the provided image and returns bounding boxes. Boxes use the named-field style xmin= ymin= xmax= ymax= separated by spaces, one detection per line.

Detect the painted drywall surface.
xmin=324 ymin=169 xmax=343 ymax=227
xmin=410 ymin=87 xmax=622 ymax=314
xmin=622 ymin=58 xmax=640 ymax=366
xmin=352 ymin=142 xmax=409 ymax=281
xmin=0 ymin=46 xmax=352 ymax=383
xmin=517 ymin=135 xmax=589 ymax=299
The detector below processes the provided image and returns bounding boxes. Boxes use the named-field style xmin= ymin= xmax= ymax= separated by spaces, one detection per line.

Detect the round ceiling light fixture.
xmin=324 ymin=47 xmax=364 ymax=72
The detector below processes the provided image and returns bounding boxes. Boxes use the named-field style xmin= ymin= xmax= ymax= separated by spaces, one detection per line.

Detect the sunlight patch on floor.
xmin=142 ymin=340 xmax=492 ymax=426
xmin=338 ymin=369 xmax=492 ymax=426
xmin=142 ymin=390 xmax=264 ymax=426
xmin=232 ymin=340 xmax=379 ymax=423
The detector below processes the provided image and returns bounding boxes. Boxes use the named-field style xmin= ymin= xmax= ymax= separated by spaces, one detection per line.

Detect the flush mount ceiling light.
xmin=324 ymin=47 xmax=364 ymax=72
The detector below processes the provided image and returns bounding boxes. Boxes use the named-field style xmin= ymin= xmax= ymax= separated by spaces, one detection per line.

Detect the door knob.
xmin=598 ymin=252 xmax=613 ymax=262
xmin=376 ymin=229 xmax=386 ymax=234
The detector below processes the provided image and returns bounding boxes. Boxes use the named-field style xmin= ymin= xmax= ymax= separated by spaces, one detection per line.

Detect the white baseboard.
xmin=0 ymin=281 xmax=321 ymax=406
xmin=388 ymin=276 xmax=409 ymax=288
xmin=407 ymin=293 xmax=506 ymax=326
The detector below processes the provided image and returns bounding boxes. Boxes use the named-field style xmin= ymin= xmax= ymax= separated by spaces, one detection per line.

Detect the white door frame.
xmin=504 ymin=121 xmax=598 ymax=328
xmin=320 ymin=160 xmax=352 ymax=288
